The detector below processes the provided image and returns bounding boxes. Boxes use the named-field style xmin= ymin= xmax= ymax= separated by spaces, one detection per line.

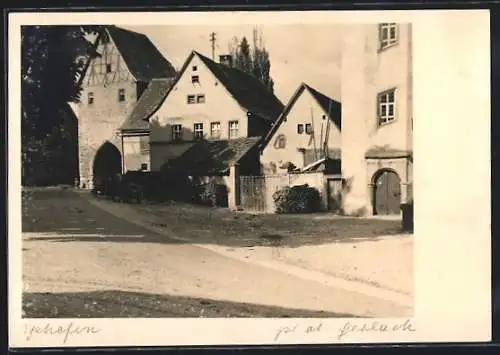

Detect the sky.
xmin=121 ymin=24 xmax=343 ymax=104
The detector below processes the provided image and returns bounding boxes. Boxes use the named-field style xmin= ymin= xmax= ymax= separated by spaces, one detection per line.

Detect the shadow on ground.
xmin=22 ymin=188 xmax=411 ymax=249
xmin=23 ymin=290 xmax=358 ymax=318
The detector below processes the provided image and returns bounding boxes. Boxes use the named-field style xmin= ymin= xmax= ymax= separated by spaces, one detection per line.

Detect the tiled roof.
xmin=106 ymin=26 xmax=177 ymax=81
xmin=120 ymin=78 xmax=174 ymax=132
xmin=261 ymin=83 xmax=341 ymax=150
xmin=166 ymin=137 xmax=261 ymax=175
xmin=194 ymin=52 xmax=284 ymax=123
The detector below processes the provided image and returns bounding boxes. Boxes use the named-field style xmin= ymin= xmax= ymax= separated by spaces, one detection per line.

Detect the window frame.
xmin=187 ymin=95 xmax=196 ymax=104
xmin=196 ymin=94 xmax=205 ymax=104
xmin=88 ymin=92 xmax=94 ymax=105
xmin=228 ymin=120 xmax=239 ymax=139
xmin=118 ymin=88 xmax=126 ymax=102
xmin=210 ymin=121 xmax=221 ymax=139
xmin=172 ymin=124 xmax=183 ymax=141
xmin=377 ymin=88 xmax=397 ymax=126
xmin=297 ymin=124 xmax=304 ymax=134
xmin=378 ymin=23 xmax=399 ymax=51
xmin=193 ymin=123 xmax=204 ymax=140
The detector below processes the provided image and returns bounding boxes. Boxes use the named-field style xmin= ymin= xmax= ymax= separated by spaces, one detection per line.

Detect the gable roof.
xmin=261 ymin=83 xmax=341 ymax=150
xmin=106 ymin=26 xmax=177 ymax=81
xmin=160 ymin=50 xmax=284 ymax=123
xmin=79 ymin=26 xmax=177 ymax=86
xmin=120 ymin=78 xmax=175 ymax=132
xmin=165 ymin=137 xmax=261 ymax=175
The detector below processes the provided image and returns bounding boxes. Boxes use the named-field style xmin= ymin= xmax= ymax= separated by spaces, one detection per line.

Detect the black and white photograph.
xmin=8 ymin=9 xmax=491 ymax=348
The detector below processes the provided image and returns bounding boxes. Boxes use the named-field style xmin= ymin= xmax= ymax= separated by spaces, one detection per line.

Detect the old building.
xmin=340 ymin=23 xmax=413 ymax=216
xmin=70 ymin=26 xmax=176 ymax=189
xmin=260 ymin=83 xmax=341 ymax=175
xmin=145 ymin=50 xmax=284 ymax=208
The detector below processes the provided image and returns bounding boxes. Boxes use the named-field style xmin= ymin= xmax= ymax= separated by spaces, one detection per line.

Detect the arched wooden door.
xmin=374 ymin=170 xmax=401 ymax=215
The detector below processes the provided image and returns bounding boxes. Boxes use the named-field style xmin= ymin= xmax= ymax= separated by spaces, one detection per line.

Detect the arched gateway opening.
xmin=373 ymin=169 xmax=401 ymax=215
xmin=92 ymin=142 xmax=122 ymax=188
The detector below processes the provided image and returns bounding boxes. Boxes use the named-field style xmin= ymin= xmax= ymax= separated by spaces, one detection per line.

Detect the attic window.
xmin=118 ymin=88 xmax=126 ymax=102
xmin=106 ymin=63 xmax=112 ymax=73
xmin=297 ymin=124 xmax=304 ymax=134
xmin=305 ymin=123 xmax=313 ymax=134
xmin=192 ymin=75 xmax=199 ymax=84
xmin=88 ymin=92 xmax=94 ymax=105
xmin=196 ymin=94 xmax=205 ymax=103
xmin=322 ymin=114 xmax=327 ymax=120
xmin=192 ymin=65 xmax=197 ymax=71
xmin=187 ymin=95 xmax=195 ymax=104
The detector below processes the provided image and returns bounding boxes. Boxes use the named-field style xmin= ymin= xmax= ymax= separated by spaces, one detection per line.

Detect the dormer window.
xmin=379 ymin=23 xmax=398 ymax=50
xmin=192 ymin=75 xmax=199 ymax=84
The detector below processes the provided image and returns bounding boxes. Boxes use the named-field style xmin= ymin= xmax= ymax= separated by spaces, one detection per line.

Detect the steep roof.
xmin=261 ymin=83 xmax=341 ymax=149
xmin=120 ymin=78 xmax=175 ymax=132
xmin=165 ymin=137 xmax=261 ymax=175
xmin=106 ymin=26 xmax=177 ymax=81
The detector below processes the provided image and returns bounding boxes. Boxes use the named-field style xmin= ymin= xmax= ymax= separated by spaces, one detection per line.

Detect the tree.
xmin=21 ymin=25 xmax=102 ymax=185
xmin=228 ymin=29 xmax=274 ymax=93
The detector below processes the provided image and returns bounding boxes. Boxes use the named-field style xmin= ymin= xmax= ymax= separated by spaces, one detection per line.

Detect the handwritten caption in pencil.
xmin=24 ymin=321 xmax=101 ymax=344
xmin=274 ymin=319 xmax=416 ymax=342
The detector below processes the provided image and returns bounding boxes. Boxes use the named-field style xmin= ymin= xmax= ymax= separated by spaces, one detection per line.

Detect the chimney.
xmin=219 ymin=54 xmax=233 ymax=68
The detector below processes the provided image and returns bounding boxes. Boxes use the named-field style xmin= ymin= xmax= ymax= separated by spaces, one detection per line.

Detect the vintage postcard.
xmin=8 ymin=9 xmax=491 ymax=348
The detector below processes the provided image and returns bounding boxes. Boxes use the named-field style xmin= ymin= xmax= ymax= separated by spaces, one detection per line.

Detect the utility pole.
xmin=209 ymin=32 xmax=216 ymax=60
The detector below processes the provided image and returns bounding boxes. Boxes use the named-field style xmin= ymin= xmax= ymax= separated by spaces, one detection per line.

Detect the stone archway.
xmin=372 ymin=169 xmax=401 ymax=215
xmin=92 ymin=142 xmax=122 ymax=188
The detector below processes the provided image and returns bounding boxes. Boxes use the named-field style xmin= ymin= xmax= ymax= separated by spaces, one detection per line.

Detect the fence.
xmin=239 ymin=172 xmax=342 ymax=213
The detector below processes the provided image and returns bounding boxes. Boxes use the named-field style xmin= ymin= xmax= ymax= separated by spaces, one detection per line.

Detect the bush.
xmin=273 ymin=184 xmax=321 ymax=214
xmin=199 ymin=181 xmax=228 ymax=207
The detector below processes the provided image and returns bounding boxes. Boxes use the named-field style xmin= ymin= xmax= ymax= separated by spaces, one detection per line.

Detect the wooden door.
xmin=374 ymin=170 xmax=401 ymax=215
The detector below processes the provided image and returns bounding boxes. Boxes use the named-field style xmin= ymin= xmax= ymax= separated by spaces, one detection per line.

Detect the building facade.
xmin=70 ymin=26 xmax=176 ymax=189
xmin=340 ymin=23 xmax=413 ymax=216
xmin=260 ymin=83 xmax=341 ymax=175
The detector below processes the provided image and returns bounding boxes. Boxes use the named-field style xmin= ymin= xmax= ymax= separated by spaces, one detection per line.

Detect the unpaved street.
xmin=22 ymin=188 xmax=411 ymax=318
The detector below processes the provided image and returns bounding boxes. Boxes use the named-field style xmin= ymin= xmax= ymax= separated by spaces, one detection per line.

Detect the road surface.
xmin=21 ymin=188 xmax=411 ymax=318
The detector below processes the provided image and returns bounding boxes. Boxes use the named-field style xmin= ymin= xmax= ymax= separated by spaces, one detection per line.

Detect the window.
xmin=305 ymin=123 xmax=313 ymax=134
xmin=140 ymin=163 xmax=148 ymax=171
xmin=211 ymin=122 xmax=221 ymax=138
xmin=377 ymin=89 xmax=396 ymax=126
xmin=172 ymin=124 xmax=183 ymax=141
xmin=88 ymin=92 xmax=94 ymax=105
xmin=196 ymin=94 xmax=205 ymax=103
xmin=229 ymin=120 xmax=239 ymax=139
xmin=139 ymin=137 xmax=149 ymax=154
xmin=192 ymin=75 xmax=199 ymax=84
xmin=106 ymin=63 xmax=112 ymax=73
xmin=193 ymin=123 xmax=204 ymax=139
xmin=379 ymin=23 xmax=398 ymax=50
xmin=192 ymin=65 xmax=197 ymax=71
xmin=118 ymin=88 xmax=126 ymax=102
xmin=187 ymin=95 xmax=195 ymax=104
xmin=297 ymin=124 xmax=304 ymax=134
xmin=274 ymin=134 xmax=286 ymax=149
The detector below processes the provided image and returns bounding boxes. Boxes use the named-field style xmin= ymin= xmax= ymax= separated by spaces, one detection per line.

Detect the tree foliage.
xmin=229 ymin=29 xmax=274 ymax=93
xmin=21 ymin=25 xmax=102 ymax=186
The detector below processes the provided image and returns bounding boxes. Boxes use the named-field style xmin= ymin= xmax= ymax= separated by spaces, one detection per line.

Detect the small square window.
xmin=106 ymin=63 xmax=112 ymax=73
xmin=192 ymin=65 xmax=197 ymax=71
xmin=197 ymin=94 xmax=205 ymax=103
xmin=192 ymin=75 xmax=199 ymax=84
xmin=88 ymin=92 xmax=94 ymax=105
xmin=187 ymin=95 xmax=195 ymax=104
xmin=140 ymin=163 xmax=148 ymax=171
xmin=305 ymin=124 xmax=313 ymax=134
xmin=297 ymin=124 xmax=304 ymax=134
xmin=118 ymin=89 xmax=126 ymax=102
